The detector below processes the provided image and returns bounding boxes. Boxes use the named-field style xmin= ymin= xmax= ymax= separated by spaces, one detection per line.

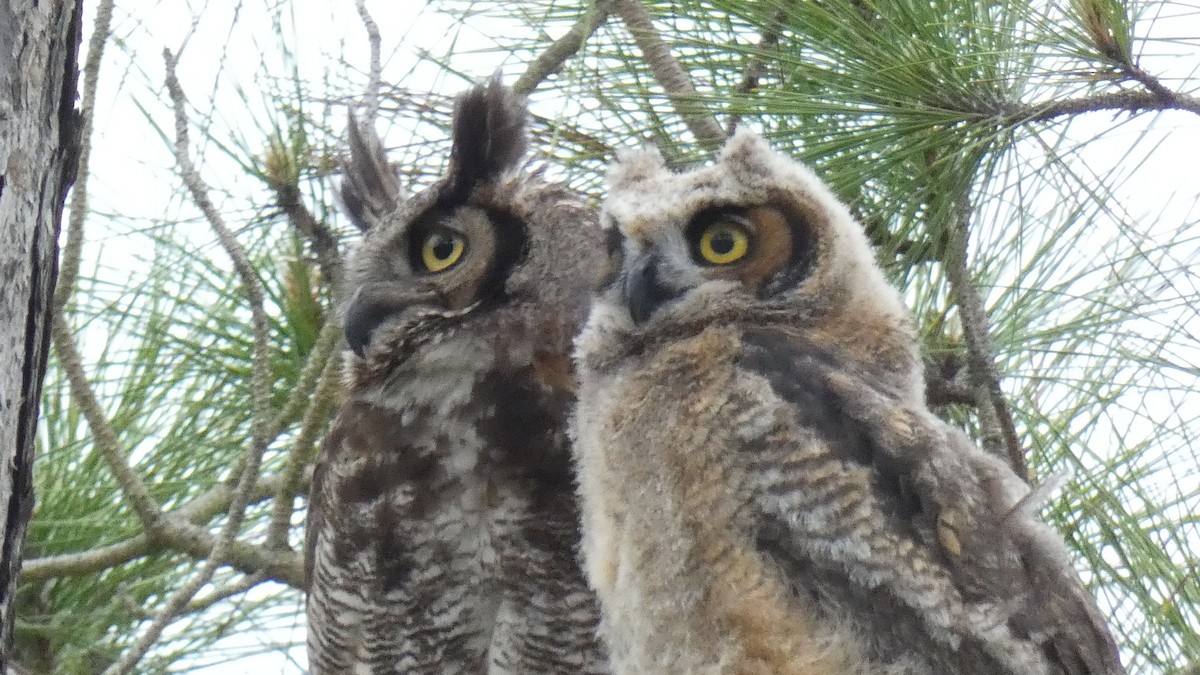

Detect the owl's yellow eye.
xmin=420 ymin=230 xmax=466 ymax=272
xmin=697 ymin=222 xmax=750 ymax=265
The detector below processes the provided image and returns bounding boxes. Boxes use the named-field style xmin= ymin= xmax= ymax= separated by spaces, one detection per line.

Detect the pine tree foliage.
xmin=19 ymin=0 xmax=1199 ymax=672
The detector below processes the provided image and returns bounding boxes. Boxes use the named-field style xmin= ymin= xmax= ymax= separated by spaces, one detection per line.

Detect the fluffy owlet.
xmin=571 ymin=129 xmax=1125 ymax=674
xmin=305 ymin=77 xmax=608 ymax=674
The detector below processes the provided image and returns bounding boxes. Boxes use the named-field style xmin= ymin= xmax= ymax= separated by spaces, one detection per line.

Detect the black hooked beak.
xmin=622 ymin=254 xmax=680 ymax=325
xmin=343 ymin=284 xmax=438 ymax=358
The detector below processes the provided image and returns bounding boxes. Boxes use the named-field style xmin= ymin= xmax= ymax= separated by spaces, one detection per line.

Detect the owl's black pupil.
xmin=710 ymin=231 xmax=735 ymax=255
xmin=431 ymin=236 xmax=456 ymax=260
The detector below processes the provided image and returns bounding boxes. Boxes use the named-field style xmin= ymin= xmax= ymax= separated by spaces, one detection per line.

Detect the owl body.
xmin=573 ymin=130 xmax=1124 ymax=674
xmin=306 ymin=78 xmax=607 ymax=674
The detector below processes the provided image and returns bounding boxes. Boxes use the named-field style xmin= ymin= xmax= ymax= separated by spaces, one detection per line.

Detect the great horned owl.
xmin=571 ymin=129 xmax=1125 ymax=674
xmin=305 ymin=77 xmax=608 ymax=674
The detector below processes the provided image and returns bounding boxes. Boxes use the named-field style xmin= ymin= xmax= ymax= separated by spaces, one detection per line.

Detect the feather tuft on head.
xmin=606 ymin=145 xmax=667 ymax=191
xmin=443 ymin=73 xmax=529 ymax=201
xmin=340 ymin=114 xmax=404 ymax=232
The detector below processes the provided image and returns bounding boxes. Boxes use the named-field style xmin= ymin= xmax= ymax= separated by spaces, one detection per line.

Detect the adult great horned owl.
xmin=572 ymin=129 xmax=1125 ymax=674
xmin=305 ymin=77 xmax=608 ymax=674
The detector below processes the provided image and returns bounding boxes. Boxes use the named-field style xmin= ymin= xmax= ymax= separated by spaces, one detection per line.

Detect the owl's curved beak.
xmin=343 ymin=284 xmax=439 ymax=358
xmin=623 ymin=253 xmax=679 ymax=325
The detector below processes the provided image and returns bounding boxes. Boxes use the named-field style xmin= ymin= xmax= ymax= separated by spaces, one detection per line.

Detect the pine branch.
xmin=354 ymin=0 xmax=382 ymax=125
xmin=266 ymin=327 xmax=341 ymax=550
xmin=1120 ymin=63 xmax=1193 ymax=111
xmin=942 ymin=195 xmax=1028 ymax=481
xmin=1011 ymin=89 xmax=1200 ymax=124
xmin=613 ymin=0 xmax=726 ymax=150
xmin=513 ymin=0 xmax=614 ymax=96
xmin=267 ymin=321 xmax=340 ymax=441
xmin=1103 ymin=20 xmax=1200 ymax=119
xmin=102 ymin=48 xmax=283 ymax=675
xmin=181 ymin=572 xmax=270 ymax=616
xmin=49 ymin=320 xmax=162 ymax=527
xmin=156 ymin=521 xmax=305 ymax=589
xmin=52 ymin=0 xmax=114 ymax=313
xmin=22 ymin=472 xmax=310 ymax=583
xmin=726 ymin=10 xmax=784 ymax=135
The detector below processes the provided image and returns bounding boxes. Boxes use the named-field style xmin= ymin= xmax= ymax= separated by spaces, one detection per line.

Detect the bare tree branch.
xmin=1104 ymin=29 xmax=1200 ymax=119
xmin=612 ymin=0 xmax=725 ymax=151
xmin=157 ymin=521 xmax=305 ymax=589
xmin=1009 ymin=88 xmax=1200 ymax=124
xmin=49 ymin=320 xmax=162 ymax=527
xmin=102 ymin=48 xmax=283 ymax=675
xmin=22 ymin=471 xmax=310 ymax=583
xmin=725 ymin=10 xmax=784 ymax=135
xmin=268 ymin=321 xmax=340 ymax=441
xmin=942 ymin=195 xmax=1028 ymax=481
xmin=266 ymin=328 xmax=341 ymax=550
xmin=52 ymin=0 xmax=114 ymax=314
xmin=355 ymin=0 xmax=383 ymax=125
xmin=181 ymin=572 xmax=270 ymax=615
xmin=513 ymin=0 xmax=614 ymax=96
xmin=1119 ymin=65 xmax=1199 ymax=114
xmin=22 ymin=531 xmax=149 ymax=582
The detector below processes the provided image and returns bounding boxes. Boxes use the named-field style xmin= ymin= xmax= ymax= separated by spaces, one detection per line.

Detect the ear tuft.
xmin=444 ymin=73 xmax=529 ymax=200
xmin=606 ymin=145 xmax=667 ymax=191
xmin=340 ymin=113 xmax=404 ymax=232
xmin=720 ymin=127 xmax=776 ymax=176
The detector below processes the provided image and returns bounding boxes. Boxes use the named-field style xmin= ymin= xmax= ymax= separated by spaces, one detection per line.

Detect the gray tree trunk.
xmin=0 ymin=0 xmax=83 ymax=667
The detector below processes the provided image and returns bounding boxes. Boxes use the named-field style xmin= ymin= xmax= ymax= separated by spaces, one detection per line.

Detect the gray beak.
xmin=622 ymin=253 xmax=680 ymax=325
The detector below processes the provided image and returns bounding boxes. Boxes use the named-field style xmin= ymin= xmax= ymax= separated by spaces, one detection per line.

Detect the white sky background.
xmin=66 ymin=0 xmax=1200 ymax=672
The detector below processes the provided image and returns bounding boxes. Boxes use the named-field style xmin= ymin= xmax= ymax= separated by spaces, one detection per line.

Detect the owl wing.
xmin=487 ymin=488 xmax=610 ymax=675
xmin=304 ymin=401 xmax=490 ymax=675
xmin=303 ymin=427 xmax=354 ymax=674
xmin=738 ymin=328 xmax=1125 ymax=675
xmin=476 ymin=367 xmax=609 ymax=674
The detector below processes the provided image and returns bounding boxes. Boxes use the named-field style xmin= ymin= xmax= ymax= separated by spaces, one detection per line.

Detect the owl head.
xmin=339 ymin=76 xmax=604 ymax=389
xmin=579 ymin=129 xmax=924 ymax=400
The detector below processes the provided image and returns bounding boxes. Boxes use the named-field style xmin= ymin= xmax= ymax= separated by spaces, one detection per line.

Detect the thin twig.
xmin=22 ymin=530 xmax=149 ymax=581
xmin=267 ymin=321 xmax=341 ymax=441
xmin=355 ymin=0 xmax=382 ymax=125
xmin=182 ymin=572 xmax=270 ymax=615
xmin=942 ymin=194 xmax=1028 ymax=481
xmin=156 ymin=520 xmax=305 ymax=589
xmin=50 ymin=320 xmax=162 ymax=527
xmin=1013 ymin=88 xmax=1200 ymax=123
xmin=1103 ymin=33 xmax=1200 ymax=119
xmin=162 ymin=49 xmax=275 ymax=482
xmin=266 ymin=328 xmax=341 ymax=549
xmin=612 ymin=0 xmax=725 ymax=150
xmin=53 ymin=0 xmax=115 ymax=313
xmin=726 ymin=10 xmax=784 ymax=135
xmin=102 ymin=49 xmax=280 ymax=675
xmin=513 ymin=0 xmax=614 ymax=96
xmin=1121 ymin=65 xmax=1200 ymax=118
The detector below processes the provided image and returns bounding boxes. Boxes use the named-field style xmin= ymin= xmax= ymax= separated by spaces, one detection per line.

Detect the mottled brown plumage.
xmin=572 ymin=129 xmax=1125 ymax=674
xmin=306 ymin=76 xmax=608 ymax=674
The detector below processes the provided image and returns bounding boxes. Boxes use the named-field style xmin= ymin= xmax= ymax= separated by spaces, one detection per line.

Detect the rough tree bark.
xmin=0 ymin=0 xmax=83 ymax=667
